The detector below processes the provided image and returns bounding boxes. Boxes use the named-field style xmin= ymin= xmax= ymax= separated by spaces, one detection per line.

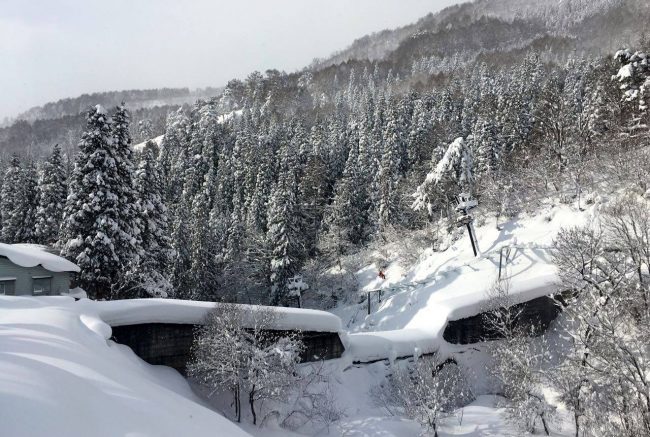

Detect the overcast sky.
xmin=0 ymin=0 xmax=462 ymax=120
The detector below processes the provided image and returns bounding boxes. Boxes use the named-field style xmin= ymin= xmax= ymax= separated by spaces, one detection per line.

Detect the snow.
xmin=217 ymin=108 xmax=243 ymax=123
xmin=337 ymin=202 xmax=593 ymax=363
xmin=132 ymin=134 xmax=164 ymax=152
xmin=617 ymin=63 xmax=634 ymax=80
xmin=0 ymin=296 xmax=251 ymax=437
xmin=0 ymin=243 xmax=80 ymax=272
xmin=85 ymin=298 xmax=342 ymax=332
xmin=0 ymin=199 xmax=596 ymax=436
xmin=132 ymin=109 xmax=244 ymax=152
xmin=60 ymin=287 xmax=88 ymax=299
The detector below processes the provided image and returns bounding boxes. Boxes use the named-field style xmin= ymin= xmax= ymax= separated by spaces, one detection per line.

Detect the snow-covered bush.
xmin=189 ymin=305 xmax=302 ymax=424
xmin=377 ymin=354 xmax=474 ymax=437
xmin=188 ymin=305 xmax=341 ymax=430
xmin=278 ymin=362 xmax=342 ymax=432
xmin=486 ymin=281 xmax=556 ymax=435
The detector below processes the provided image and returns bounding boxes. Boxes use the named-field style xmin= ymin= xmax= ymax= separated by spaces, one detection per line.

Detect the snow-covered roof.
xmin=90 ymin=298 xmax=343 ymax=332
xmin=0 ymin=243 xmax=80 ymax=273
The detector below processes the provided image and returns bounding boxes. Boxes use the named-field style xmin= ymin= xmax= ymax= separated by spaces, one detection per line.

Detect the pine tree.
xmin=133 ymin=141 xmax=173 ymax=297
xmin=413 ymin=137 xmax=474 ymax=213
xmin=1 ymin=155 xmax=28 ymax=243
xmin=266 ymin=144 xmax=303 ymax=305
xmin=59 ymin=105 xmax=125 ymax=299
xmin=377 ymin=104 xmax=403 ymax=231
xmin=472 ymin=118 xmax=502 ymax=179
xmin=407 ymin=99 xmax=432 ymax=169
xmin=35 ymin=145 xmax=68 ymax=245
xmin=297 ymin=146 xmax=329 ymax=257
xmin=323 ymin=138 xmax=368 ymax=258
xmin=15 ymin=161 xmax=39 ymax=243
xmin=188 ymin=168 xmax=220 ymax=301
xmin=170 ymin=195 xmax=193 ymax=299
xmin=158 ymin=108 xmax=190 ymax=204
xmin=111 ymin=104 xmax=144 ymax=295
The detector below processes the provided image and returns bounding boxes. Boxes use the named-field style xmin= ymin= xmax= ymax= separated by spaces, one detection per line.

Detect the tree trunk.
xmin=540 ymin=412 xmax=550 ymax=436
xmin=235 ymin=384 xmax=241 ymax=423
xmin=249 ymin=386 xmax=257 ymax=425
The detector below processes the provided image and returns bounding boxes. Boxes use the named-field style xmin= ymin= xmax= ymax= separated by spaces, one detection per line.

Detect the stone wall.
xmin=111 ymin=323 xmax=345 ymax=373
xmin=443 ymin=295 xmax=562 ymax=344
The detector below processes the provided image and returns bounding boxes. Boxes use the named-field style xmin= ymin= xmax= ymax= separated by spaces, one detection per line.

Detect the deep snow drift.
xmin=0 ymin=296 xmax=251 ymax=437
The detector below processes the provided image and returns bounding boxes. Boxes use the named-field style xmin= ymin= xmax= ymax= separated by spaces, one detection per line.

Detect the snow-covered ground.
xmin=335 ymin=202 xmax=593 ymax=363
xmin=0 ymin=296 xmax=252 ymax=437
xmin=0 ymin=200 xmax=594 ymax=436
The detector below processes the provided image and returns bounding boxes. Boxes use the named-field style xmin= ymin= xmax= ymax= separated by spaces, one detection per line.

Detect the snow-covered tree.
xmin=15 ymin=161 xmax=39 ymax=243
xmin=486 ymin=280 xmax=556 ymax=435
xmin=471 ymin=118 xmax=502 ymax=179
xmin=132 ymin=141 xmax=173 ymax=297
xmin=188 ymin=168 xmax=220 ymax=301
xmin=170 ymin=196 xmax=193 ymax=299
xmin=412 ymin=137 xmax=473 ymax=214
xmin=552 ymin=197 xmax=650 ymax=437
xmin=322 ymin=138 xmax=369 ymax=259
xmin=1 ymin=155 xmax=23 ymax=243
xmin=111 ymin=104 xmax=144 ymax=294
xmin=614 ymin=49 xmax=650 ymax=112
xmin=266 ymin=145 xmax=304 ymax=304
xmin=189 ymin=305 xmax=304 ymax=425
xmin=377 ymin=104 xmax=403 ymax=231
xmin=59 ymin=105 xmax=137 ymax=299
xmin=407 ymin=99 xmax=432 ymax=169
xmin=1 ymin=156 xmax=38 ymax=244
xmin=35 ymin=145 xmax=68 ymax=245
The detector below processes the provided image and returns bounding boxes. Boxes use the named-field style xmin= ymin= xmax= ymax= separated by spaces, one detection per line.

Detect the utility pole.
xmin=455 ymin=193 xmax=480 ymax=257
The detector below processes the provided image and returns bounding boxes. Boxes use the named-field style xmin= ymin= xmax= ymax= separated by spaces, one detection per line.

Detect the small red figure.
xmin=378 ymin=270 xmax=386 ymax=280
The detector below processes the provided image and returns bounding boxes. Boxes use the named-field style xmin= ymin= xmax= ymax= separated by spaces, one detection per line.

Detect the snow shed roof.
xmin=0 ymin=243 xmax=80 ymax=273
xmin=92 ymin=298 xmax=343 ymax=332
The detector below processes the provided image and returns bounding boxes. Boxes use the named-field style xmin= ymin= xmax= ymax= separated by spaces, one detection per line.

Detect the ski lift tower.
xmin=455 ymin=193 xmax=480 ymax=257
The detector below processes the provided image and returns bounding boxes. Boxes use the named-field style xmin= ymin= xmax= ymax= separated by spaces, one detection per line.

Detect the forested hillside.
xmin=0 ymin=87 xmax=223 ymax=158
xmin=0 ymin=0 xmax=648 ymax=306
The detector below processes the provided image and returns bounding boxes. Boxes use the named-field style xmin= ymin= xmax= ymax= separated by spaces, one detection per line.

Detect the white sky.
xmin=0 ymin=0 xmax=463 ymax=120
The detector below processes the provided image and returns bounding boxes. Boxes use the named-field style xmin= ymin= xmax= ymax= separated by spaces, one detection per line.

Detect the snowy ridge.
xmin=0 ymin=243 xmax=80 ymax=272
